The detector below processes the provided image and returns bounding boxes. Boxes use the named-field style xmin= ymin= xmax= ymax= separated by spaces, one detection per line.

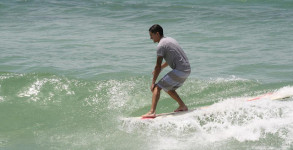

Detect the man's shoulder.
xmin=161 ymin=37 xmax=175 ymax=42
xmin=158 ymin=37 xmax=176 ymax=46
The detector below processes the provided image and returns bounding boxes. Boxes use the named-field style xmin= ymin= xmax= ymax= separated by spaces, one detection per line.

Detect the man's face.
xmin=149 ymin=31 xmax=161 ymax=43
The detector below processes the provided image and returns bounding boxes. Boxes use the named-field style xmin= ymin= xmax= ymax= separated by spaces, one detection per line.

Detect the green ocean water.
xmin=1 ymin=0 xmax=293 ymax=149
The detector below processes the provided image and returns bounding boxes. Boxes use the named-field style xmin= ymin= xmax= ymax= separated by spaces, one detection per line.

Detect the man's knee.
xmin=167 ymin=90 xmax=175 ymax=95
xmin=154 ymin=85 xmax=162 ymax=93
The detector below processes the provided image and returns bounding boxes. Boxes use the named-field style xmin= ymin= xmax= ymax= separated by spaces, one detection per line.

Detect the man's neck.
xmin=158 ymin=36 xmax=164 ymax=43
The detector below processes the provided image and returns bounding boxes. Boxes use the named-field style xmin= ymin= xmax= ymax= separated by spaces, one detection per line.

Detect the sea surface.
xmin=1 ymin=0 xmax=293 ymax=149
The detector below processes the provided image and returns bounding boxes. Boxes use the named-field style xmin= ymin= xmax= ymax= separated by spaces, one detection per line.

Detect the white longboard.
xmin=140 ymin=108 xmax=201 ymax=120
xmin=247 ymin=91 xmax=293 ymax=101
xmin=136 ymin=90 xmax=293 ymax=120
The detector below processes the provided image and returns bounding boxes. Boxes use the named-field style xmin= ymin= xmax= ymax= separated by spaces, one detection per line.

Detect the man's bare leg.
xmin=142 ymin=86 xmax=162 ymax=118
xmin=167 ymin=90 xmax=188 ymax=112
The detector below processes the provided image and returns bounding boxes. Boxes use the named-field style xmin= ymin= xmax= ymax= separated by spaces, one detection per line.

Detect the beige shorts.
xmin=157 ymin=69 xmax=190 ymax=92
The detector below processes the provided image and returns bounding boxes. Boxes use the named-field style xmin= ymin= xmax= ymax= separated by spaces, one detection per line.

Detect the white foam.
xmin=120 ymin=87 xmax=293 ymax=149
xmin=0 ymin=73 xmax=24 ymax=80
xmin=271 ymin=86 xmax=293 ymax=100
xmin=212 ymin=75 xmax=249 ymax=83
xmin=18 ymin=79 xmax=45 ymax=101
xmin=100 ymin=79 xmax=148 ymax=111
xmin=0 ymin=96 xmax=4 ymax=102
xmin=0 ymin=137 xmax=8 ymax=148
xmin=18 ymin=78 xmax=74 ymax=102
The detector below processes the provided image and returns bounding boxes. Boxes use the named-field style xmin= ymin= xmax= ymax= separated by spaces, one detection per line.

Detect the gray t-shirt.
xmin=157 ymin=37 xmax=191 ymax=72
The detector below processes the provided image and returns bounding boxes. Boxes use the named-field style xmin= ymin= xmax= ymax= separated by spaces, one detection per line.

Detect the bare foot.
xmin=174 ymin=105 xmax=188 ymax=112
xmin=141 ymin=111 xmax=156 ymax=118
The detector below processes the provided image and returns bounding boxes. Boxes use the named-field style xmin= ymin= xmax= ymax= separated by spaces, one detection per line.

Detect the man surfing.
xmin=142 ymin=24 xmax=191 ymax=118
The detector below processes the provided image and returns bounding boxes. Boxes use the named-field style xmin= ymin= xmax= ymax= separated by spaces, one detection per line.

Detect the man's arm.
xmin=151 ymin=56 xmax=163 ymax=91
xmin=152 ymin=62 xmax=168 ymax=75
xmin=161 ymin=62 xmax=168 ymax=69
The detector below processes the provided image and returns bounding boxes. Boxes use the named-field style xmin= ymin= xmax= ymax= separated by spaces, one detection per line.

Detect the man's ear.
xmin=156 ymin=32 xmax=160 ymax=36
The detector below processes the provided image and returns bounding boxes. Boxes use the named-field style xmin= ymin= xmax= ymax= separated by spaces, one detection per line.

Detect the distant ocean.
xmin=1 ymin=0 xmax=293 ymax=149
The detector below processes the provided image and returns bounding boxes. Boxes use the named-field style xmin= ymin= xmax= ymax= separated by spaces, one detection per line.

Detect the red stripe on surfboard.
xmin=141 ymin=117 xmax=155 ymax=120
xmin=247 ymin=92 xmax=273 ymax=101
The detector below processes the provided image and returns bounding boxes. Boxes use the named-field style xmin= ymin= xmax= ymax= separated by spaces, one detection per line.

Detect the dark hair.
xmin=149 ymin=24 xmax=164 ymax=37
